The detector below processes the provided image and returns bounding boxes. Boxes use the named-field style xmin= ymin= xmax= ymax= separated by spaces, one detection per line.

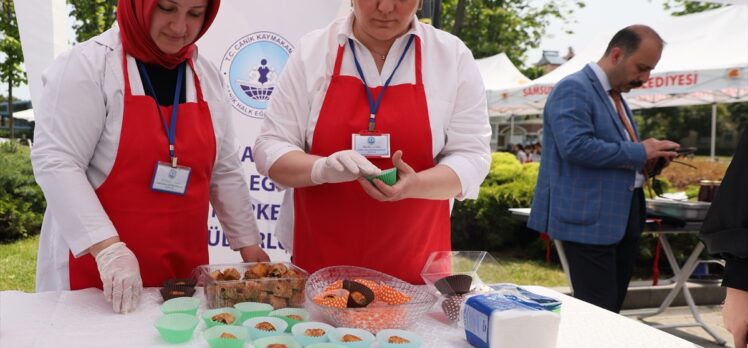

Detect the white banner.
xmin=13 ymin=0 xmax=69 ymax=108
xmin=198 ymin=0 xmax=348 ymax=263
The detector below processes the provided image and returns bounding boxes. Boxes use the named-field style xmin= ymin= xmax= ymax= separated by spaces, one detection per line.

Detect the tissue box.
xmin=463 ymin=293 xmax=560 ymax=348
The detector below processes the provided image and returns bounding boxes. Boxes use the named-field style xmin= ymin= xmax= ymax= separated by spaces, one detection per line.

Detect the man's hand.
xmin=358 ymin=150 xmax=418 ymax=202
xmin=239 ymin=244 xmax=270 ymax=262
xmin=723 ymin=287 xmax=748 ymax=347
xmin=94 ymin=242 xmax=142 ymax=314
xmin=311 ymin=150 xmax=381 ymax=184
xmin=641 ymin=138 xmax=679 ymax=160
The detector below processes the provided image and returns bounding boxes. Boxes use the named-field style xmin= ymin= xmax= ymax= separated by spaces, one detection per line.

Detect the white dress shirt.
xmin=31 ymin=28 xmax=261 ymax=291
xmin=589 ymin=62 xmax=645 ymax=188
xmin=254 ymin=14 xmax=492 ymax=251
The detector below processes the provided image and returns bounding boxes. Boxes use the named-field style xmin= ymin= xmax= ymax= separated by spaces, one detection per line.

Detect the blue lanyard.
xmin=349 ymin=34 xmax=415 ymax=132
xmin=137 ymin=61 xmax=185 ymax=167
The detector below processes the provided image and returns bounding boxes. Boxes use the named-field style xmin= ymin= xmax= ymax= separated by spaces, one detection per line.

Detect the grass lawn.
xmin=0 ymin=236 xmax=568 ymax=292
xmin=0 ymin=235 xmax=38 ymax=292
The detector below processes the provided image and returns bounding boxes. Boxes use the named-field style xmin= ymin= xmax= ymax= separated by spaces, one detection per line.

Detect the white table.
xmin=0 ymin=286 xmax=696 ymax=348
xmin=508 ymin=208 xmax=725 ymax=345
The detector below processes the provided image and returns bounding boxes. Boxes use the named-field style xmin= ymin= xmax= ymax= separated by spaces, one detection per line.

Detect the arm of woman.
xmin=30 ymin=46 xmax=120 ymax=257
xmin=434 ymin=43 xmax=492 ymax=200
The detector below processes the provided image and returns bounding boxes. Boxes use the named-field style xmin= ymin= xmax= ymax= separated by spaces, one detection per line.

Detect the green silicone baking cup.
xmin=367 ymin=168 xmax=397 ymax=186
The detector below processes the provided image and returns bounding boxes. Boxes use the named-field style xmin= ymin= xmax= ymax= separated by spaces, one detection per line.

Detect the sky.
xmin=525 ymin=0 xmax=673 ymax=67
xmin=3 ymin=0 xmax=676 ymax=102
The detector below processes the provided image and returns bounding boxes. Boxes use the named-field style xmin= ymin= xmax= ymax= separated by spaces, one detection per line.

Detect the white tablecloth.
xmin=0 ymin=286 xmax=697 ymax=348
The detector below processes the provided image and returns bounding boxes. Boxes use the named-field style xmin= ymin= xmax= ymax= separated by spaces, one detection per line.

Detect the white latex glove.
xmin=94 ymin=242 xmax=142 ymax=314
xmin=311 ymin=149 xmax=381 ymax=184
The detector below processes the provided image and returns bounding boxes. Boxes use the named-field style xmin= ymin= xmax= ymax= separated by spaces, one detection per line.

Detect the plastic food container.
xmin=328 ymin=327 xmax=376 ymax=348
xmin=243 ymin=316 xmax=289 ymax=340
xmin=376 ymin=329 xmax=422 ymax=348
xmin=291 ymin=321 xmax=336 ymax=346
xmin=304 ymin=266 xmax=437 ymax=333
xmin=646 ymin=199 xmax=711 ymax=221
xmin=154 ymin=313 xmax=198 ymax=343
xmin=197 ymin=262 xmax=308 ymax=309
xmin=160 ymin=296 xmax=200 ymax=316
xmin=203 ymin=325 xmax=247 ymax=348
xmin=253 ymin=335 xmax=303 ymax=348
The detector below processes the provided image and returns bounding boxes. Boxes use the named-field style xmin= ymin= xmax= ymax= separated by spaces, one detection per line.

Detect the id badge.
xmin=352 ymin=132 xmax=390 ymax=158
xmin=151 ymin=161 xmax=191 ymax=195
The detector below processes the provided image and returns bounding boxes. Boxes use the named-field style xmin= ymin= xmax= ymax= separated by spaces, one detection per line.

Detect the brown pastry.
xmin=342 ymin=334 xmax=362 ymax=342
xmin=304 ymin=328 xmax=326 ymax=337
xmin=210 ymin=270 xmax=224 ymax=280
xmin=255 ymin=321 xmax=276 ymax=331
xmin=267 ymin=344 xmax=287 ymax=348
xmin=268 ymin=263 xmax=289 ymax=277
xmin=286 ymin=269 xmax=305 ymax=290
xmin=269 ymin=295 xmax=288 ymax=309
xmin=219 ymin=332 xmax=237 ymax=339
xmin=350 ymin=291 xmax=367 ymax=306
xmin=168 ymin=290 xmax=185 ymax=296
xmin=245 ymin=263 xmax=269 ymax=279
xmin=286 ymin=314 xmax=303 ymax=321
xmin=272 ymin=280 xmax=293 ymax=298
xmin=388 ymin=335 xmax=411 ymax=344
xmin=211 ymin=313 xmax=236 ymax=325
xmin=222 ymin=268 xmax=241 ymax=281
xmin=289 ymin=290 xmax=305 ymax=307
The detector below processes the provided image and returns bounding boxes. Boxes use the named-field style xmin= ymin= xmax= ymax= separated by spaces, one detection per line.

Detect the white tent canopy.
xmin=487 ymin=4 xmax=748 ymax=116
xmin=13 ymin=108 xmax=35 ymax=123
xmin=475 ymin=52 xmax=531 ymax=90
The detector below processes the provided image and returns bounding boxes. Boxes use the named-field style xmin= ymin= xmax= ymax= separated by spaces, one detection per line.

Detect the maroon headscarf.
xmin=117 ymin=0 xmax=220 ymax=69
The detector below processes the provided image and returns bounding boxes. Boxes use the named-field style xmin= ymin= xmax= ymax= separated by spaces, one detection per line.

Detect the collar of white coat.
xmin=336 ymin=12 xmax=423 ymax=48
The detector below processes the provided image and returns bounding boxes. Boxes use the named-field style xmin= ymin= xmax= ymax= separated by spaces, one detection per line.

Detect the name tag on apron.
xmin=151 ymin=161 xmax=191 ymax=195
xmin=352 ymin=132 xmax=390 ymax=158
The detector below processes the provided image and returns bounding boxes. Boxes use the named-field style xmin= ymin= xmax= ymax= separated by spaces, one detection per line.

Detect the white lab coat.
xmin=254 ymin=14 xmax=492 ymax=252
xmin=31 ymin=28 xmax=261 ymax=292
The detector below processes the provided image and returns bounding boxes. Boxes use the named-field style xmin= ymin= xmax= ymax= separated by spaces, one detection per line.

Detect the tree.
xmin=68 ymin=0 xmax=118 ymax=43
xmin=439 ymin=0 xmax=585 ymax=70
xmin=0 ymin=0 xmax=27 ymax=140
xmin=662 ymin=0 xmax=723 ymax=16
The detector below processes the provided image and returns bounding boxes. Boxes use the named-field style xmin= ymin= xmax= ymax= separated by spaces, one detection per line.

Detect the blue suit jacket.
xmin=528 ymin=65 xmax=648 ymax=245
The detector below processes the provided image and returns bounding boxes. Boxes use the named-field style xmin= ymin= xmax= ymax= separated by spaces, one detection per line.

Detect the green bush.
xmin=0 ymin=142 xmax=45 ymax=242
xmin=451 ymin=153 xmax=543 ymax=256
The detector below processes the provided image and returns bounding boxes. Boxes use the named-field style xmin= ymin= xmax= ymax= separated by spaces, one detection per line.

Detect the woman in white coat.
xmin=255 ymin=0 xmax=491 ymax=284
xmin=31 ymin=0 xmax=268 ymax=313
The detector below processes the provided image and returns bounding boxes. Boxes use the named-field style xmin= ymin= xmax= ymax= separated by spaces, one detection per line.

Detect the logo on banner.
xmin=221 ymin=31 xmax=294 ymax=119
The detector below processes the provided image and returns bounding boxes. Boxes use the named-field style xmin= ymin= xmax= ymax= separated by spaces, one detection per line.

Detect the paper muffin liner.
xmin=160 ymin=285 xmax=197 ymax=301
xmin=434 ymin=274 xmax=473 ymax=296
xmin=163 ymin=278 xmax=197 ymax=288
xmin=343 ymin=280 xmax=375 ymax=308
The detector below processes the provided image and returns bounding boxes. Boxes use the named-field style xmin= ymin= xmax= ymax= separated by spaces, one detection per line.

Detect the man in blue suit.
xmin=528 ymin=25 xmax=680 ymax=313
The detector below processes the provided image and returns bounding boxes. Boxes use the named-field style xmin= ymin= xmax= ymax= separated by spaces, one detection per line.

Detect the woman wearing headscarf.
xmin=254 ymin=0 xmax=491 ymax=283
xmin=31 ymin=0 xmax=269 ymax=313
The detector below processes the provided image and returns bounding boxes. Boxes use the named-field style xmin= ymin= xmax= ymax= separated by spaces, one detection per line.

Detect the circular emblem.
xmin=221 ymin=32 xmax=294 ymax=119
xmin=168 ymin=168 xmax=177 ymax=179
xmin=367 ymin=136 xmax=376 ymax=144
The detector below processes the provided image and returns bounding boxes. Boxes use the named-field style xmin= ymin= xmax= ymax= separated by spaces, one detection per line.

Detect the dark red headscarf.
xmin=117 ymin=0 xmax=221 ymax=69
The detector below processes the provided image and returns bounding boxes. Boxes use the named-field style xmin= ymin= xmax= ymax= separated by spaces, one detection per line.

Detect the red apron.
xmin=68 ymin=54 xmax=216 ymax=289
xmin=293 ymin=38 xmax=451 ymax=284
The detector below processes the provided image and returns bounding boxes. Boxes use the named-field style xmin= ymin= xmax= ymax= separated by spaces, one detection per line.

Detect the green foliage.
xmin=635 ymin=103 xmax=748 ymax=156
xmin=68 ymin=0 xmax=118 ymax=43
xmin=0 ymin=0 xmax=26 ymax=89
xmin=451 ymin=153 xmax=542 ymax=255
xmin=662 ymin=0 xmax=723 ymax=16
xmin=439 ymin=0 xmax=584 ymax=70
xmin=0 ymin=142 xmax=45 ymax=242
xmin=0 ymin=235 xmax=38 ymax=292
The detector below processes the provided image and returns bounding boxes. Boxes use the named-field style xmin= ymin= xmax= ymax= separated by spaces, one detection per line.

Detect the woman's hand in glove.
xmin=94 ymin=241 xmax=143 ymax=314
xmin=310 ymin=150 xmax=381 ymax=184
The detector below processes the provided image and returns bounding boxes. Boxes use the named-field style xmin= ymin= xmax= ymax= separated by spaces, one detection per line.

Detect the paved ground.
xmin=624 ymin=305 xmax=733 ymax=347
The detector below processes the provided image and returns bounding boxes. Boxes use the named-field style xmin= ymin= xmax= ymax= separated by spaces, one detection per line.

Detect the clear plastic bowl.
xmin=304 ymin=266 xmax=437 ymax=333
